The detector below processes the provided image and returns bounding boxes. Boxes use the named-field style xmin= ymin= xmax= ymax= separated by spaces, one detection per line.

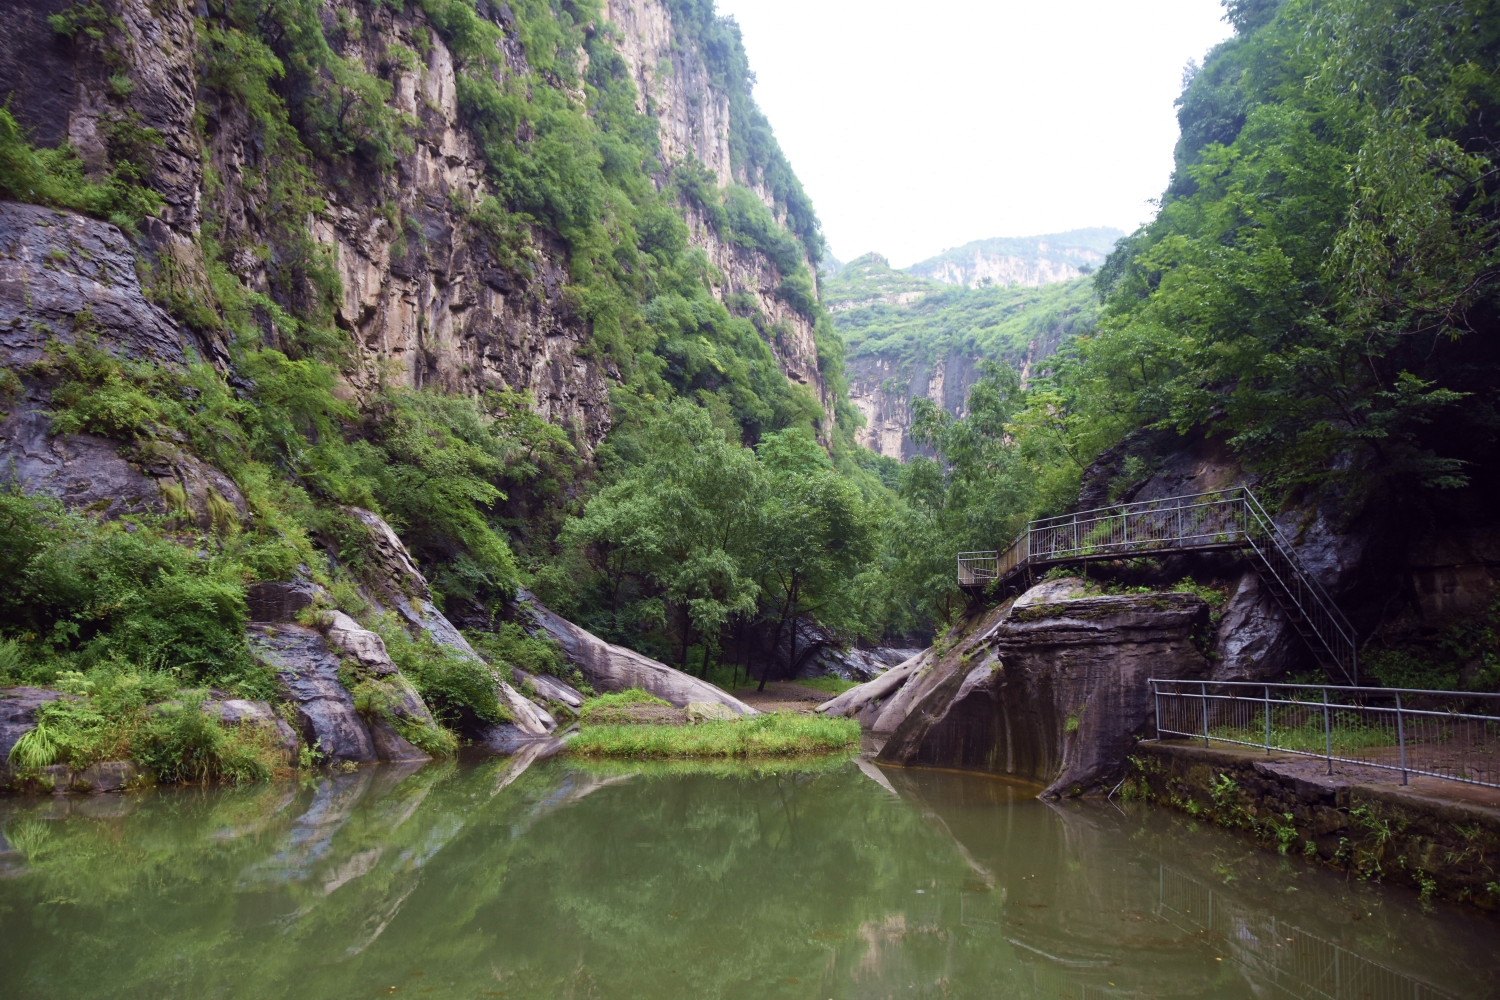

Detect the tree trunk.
xmin=759 ymin=576 xmax=799 ymax=692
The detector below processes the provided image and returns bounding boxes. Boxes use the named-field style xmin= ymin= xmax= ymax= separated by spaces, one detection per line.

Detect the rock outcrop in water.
xmin=876 ymin=587 xmax=1210 ymax=796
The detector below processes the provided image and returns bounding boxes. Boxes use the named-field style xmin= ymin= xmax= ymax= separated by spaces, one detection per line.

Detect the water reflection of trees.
xmin=0 ymin=760 xmax=1491 ymax=1000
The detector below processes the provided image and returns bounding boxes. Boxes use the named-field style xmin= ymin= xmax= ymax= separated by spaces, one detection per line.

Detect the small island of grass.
xmin=567 ymin=689 xmax=860 ymax=759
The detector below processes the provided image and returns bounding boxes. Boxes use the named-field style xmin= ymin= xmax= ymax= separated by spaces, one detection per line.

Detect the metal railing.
xmin=956 ymin=487 xmax=1360 ymax=683
xmin=1152 ymin=679 xmax=1500 ymax=788
xmin=956 ymin=550 xmax=1001 ymax=587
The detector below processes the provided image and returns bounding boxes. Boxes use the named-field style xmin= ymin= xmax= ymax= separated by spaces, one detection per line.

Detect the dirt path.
xmin=731 ymin=682 xmax=831 ymax=715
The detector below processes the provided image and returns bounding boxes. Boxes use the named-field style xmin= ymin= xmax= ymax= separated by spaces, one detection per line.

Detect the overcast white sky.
xmin=711 ymin=0 xmax=1235 ymax=267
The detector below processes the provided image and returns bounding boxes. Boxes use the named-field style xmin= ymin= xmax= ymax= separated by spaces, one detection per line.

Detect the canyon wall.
xmin=0 ymin=0 xmax=830 ymax=454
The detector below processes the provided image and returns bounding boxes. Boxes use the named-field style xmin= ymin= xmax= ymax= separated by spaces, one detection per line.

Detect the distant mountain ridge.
xmin=824 ymin=254 xmax=1099 ymax=461
xmin=906 ymin=227 xmax=1125 ymax=289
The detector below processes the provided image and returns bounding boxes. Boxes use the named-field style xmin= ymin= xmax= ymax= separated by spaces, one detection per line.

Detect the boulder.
xmin=204 ymin=698 xmax=301 ymax=757
xmin=512 ymin=667 xmax=584 ymax=709
xmin=36 ymin=760 xmax=145 ymax=794
xmin=245 ymin=580 xmax=324 ymax=623
xmin=510 ymin=589 xmax=757 ymax=715
xmin=315 ymin=610 xmax=441 ymax=746
xmin=1211 ymin=570 xmax=1302 ymax=682
xmin=248 ymin=624 xmax=378 ymax=764
xmin=0 ymin=687 xmax=64 ymax=763
xmin=877 ymin=589 xmax=1211 ymax=797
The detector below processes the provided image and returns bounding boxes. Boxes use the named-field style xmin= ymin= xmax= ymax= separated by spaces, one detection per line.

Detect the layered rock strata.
xmin=876 ymin=591 xmax=1210 ymax=796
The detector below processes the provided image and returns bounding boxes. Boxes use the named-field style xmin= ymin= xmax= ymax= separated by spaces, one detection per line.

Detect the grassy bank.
xmin=569 ymin=711 xmax=860 ymax=759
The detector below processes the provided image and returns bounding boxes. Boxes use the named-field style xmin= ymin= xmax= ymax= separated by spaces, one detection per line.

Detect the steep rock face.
xmin=206 ymin=4 xmax=615 ymax=447
xmin=877 ymin=589 xmax=1210 ymax=796
xmin=1 ymin=0 xmax=827 ymax=453
xmin=845 ymin=349 xmax=988 ymax=461
xmin=604 ymin=0 xmax=833 ymax=428
xmin=606 ymin=0 xmax=732 ymax=187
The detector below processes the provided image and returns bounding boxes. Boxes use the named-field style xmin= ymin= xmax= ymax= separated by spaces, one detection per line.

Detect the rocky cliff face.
xmin=828 ymin=254 xmax=1092 ymax=460
xmin=602 ymin=0 xmax=831 ymax=423
xmin=0 ymin=0 xmax=830 ymax=453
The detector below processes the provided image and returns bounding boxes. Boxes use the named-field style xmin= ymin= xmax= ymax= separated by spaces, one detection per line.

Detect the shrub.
xmin=366 ymin=613 xmax=508 ymax=729
xmin=133 ymin=696 xmax=279 ymax=784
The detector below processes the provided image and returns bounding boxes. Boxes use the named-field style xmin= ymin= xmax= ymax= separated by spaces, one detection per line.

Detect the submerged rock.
xmin=510 ymin=590 xmax=756 ymax=715
xmin=877 ymin=588 xmax=1210 ymax=797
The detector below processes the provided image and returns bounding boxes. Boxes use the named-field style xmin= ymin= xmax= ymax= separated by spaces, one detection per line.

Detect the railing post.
xmin=1264 ymin=684 xmax=1271 ymax=755
xmin=1322 ymin=687 xmax=1333 ymax=776
xmin=1395 ymin=691 xmax=1408 ymax=786
xmin=1154 ymin=682 xmax=1161 ymax=741
xmin=1201 ymin=682 xmax=1210 ymax=747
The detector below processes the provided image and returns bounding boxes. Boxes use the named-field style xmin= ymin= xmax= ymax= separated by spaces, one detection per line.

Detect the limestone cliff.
xmin=906 ymin=228 xmax=1124 ymax=290
xmin=0 ymin=0 xmax=831 ymax=454
xmin=826 ymin=255 xmax=1095 ymax=460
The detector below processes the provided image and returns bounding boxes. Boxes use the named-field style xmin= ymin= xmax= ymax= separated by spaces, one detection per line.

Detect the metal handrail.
xmin=1150 ymin=679 xmax=1500 ymax=789
xmin=955 ymin=486 xmax=1359 ymax=683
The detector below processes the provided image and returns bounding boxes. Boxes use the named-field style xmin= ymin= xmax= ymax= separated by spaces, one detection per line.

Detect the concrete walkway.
xmin=1144 ymin=738 xmax=1500 ymax=819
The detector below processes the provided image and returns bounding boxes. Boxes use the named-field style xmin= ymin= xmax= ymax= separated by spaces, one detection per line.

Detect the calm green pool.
xmin=0 ymin=753 xmax=1493 ymax=999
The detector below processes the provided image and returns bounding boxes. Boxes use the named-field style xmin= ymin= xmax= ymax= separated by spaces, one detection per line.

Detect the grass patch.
xmin=565 ymin=753 xmax=858 ymax=779
xmin=568 ymin=711 xmax=860 ymax=759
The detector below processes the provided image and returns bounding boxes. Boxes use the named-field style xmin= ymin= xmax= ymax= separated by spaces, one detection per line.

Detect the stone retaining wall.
xmin=1129 ymin=741 xmax=1500 ymax=911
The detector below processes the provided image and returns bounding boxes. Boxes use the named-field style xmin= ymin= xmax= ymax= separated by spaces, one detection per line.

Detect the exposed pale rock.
xmin=511 ymin=590 xmax=756 ymax=715
xmin=870 ymin=602 xmax=1013 ymax=734
xmin=816 ymin=649 xmax=929 ymax=719
xmin=877 ymin=589 xmax=1211 ymax=796
xmin=513 ymin=667 xmax=584 ymax=709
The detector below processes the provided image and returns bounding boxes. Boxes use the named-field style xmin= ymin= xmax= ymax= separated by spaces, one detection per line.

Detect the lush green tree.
xmin=563 ymin=400 xmax=764 ymax=671
xmin=753 ymin=428 xmax=877 ymax=686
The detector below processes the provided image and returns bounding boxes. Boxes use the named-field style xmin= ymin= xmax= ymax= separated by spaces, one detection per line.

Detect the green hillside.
xmin=828 ymin=253 xmax=1098 ymax=371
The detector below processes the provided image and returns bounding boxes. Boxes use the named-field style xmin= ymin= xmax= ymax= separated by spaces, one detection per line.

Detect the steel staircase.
xmin=957 ymin=486 xmax=1359 ymax=684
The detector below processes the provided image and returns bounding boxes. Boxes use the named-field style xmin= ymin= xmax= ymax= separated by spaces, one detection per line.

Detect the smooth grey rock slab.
xmin=0 ymin=201 xmax=187 ymax=369
xmin=878 ymin=588 xmax=1211 ymax=797
xmin=248 ymin=624 xmax=377 ymax=764
xmin=511 ymin=589 xmax=756 ymax=715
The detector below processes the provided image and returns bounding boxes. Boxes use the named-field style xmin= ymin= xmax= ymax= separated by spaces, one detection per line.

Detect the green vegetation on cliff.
xmin=828 ymin=256 xmax=1099 ymax=372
